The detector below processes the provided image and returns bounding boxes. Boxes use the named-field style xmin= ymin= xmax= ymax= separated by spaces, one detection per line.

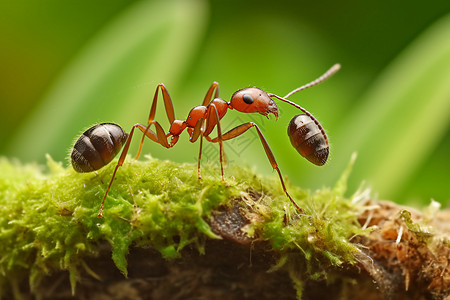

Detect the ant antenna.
xmin=283 ymin=64 xmax=341 ymax=99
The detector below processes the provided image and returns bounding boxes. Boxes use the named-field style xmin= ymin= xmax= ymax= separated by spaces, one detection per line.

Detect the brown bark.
xmin=12 ymin=200 xmax=450 ymax=300
xmin=355 ymin=201 xmax=450 ymax=300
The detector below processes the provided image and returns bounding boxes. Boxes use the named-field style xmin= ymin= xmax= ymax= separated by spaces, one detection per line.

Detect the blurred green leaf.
xmin=330 ymin=14 xmax=450 ymax=202
xmin=2 ymin=0 xmax=448 ymax=206
xmin=5 ymin=0 xmax=208 ymax=163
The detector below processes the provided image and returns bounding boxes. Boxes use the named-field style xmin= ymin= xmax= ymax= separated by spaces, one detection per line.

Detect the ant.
xmin=71 ymin=64 xmax=340 ymax=217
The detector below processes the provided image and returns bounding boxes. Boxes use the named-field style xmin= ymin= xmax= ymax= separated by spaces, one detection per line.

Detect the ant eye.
xmin=242 ymin=94 xmax=253 ymax=104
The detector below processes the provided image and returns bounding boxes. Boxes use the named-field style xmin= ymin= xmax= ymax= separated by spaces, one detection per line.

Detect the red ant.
xmin=71 ymin=64 xmax=340 ymax=217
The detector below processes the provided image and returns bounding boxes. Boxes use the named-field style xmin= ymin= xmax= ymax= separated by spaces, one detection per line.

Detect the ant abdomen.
xmin=71 ymin=123 xmax=128 ymax=173
xmin=287 ymin=114 xmax=329 ymax=166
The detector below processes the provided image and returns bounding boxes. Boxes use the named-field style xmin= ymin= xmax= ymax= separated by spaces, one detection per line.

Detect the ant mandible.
xmin=71 ymin=64 xmax=341 ymax=217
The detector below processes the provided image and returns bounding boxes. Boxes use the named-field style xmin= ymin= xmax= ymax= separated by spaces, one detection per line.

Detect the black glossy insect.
xmin=71 ymin=64 xmax=340 ymax=217
xmin=71 ymin=123 xmax=128 ymax=173
xmin=287 ymin=114 xmax=329 ymax=166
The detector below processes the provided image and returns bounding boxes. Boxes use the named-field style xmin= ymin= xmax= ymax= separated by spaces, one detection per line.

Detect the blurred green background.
xmin=1 ymin=0 xmax=449 ymax=207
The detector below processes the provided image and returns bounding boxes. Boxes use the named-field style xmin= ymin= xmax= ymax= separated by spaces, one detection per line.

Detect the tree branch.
xmin=0 ymin=155 xmax=448 ymax=299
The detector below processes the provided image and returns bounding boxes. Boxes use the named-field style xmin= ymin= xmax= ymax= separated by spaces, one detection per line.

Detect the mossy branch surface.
xmin=0 ymin=154 xmax=368 ymax=298
xmin=2 ymin=154 xmax=448 ymax=299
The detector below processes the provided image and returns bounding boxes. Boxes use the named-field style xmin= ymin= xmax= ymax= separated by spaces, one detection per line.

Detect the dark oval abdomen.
xmin=287 ymin=114 xmax=329 ymax=166
xmin=71 ymin=123 xmax=128 ymax=173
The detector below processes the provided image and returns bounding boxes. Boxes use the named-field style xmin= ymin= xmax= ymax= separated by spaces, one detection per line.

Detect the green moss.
xmin=249 ymin=155 xmax=370 ymax=289
xmin=0 ymin=154 xmax=368 ymax=297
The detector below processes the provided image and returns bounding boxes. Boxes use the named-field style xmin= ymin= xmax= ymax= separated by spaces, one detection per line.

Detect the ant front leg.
xmin=210 ymin=122 xmax=303 ymax=212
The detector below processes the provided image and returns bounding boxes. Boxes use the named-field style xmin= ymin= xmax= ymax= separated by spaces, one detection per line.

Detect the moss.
xmin=252 ymin=154 xmax=370 ymax=288
xmin=0 ymin=154 xmax=368 ymax=298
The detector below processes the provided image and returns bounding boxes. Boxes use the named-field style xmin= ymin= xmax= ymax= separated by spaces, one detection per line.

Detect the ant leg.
xmin=99 ymin=125 xmax=139 ymax=217
xmin=142 ymin=121 xmax=172 ymax=148
xmin=201 ymin=104 xmax=225 ymax=180
xmin=136 ymin=81 xmax=219 ymax=160
xmin=136 ymin=84 xmax=175 ymax=160
xmin=189 ymin=117 xmax=214 ymax=180
xmin=98 ymin=122 xmax=173 ymax=218
xmin=209 ymin=104 xmax=225 ymax=180
xmin=210 ymin=122 xmax=303 ymax=212
xmin=201 ymin=81 xmax=220 ymax=106
xmin=189 ymin=118 xmax=206 ymax=179
xmin=197 ymin=135 xmax=203 ymax=179
xmin=189 ymin=117 xmax=205 ymax=143
xmin=189 ymin=103 xmax=225 ymax=181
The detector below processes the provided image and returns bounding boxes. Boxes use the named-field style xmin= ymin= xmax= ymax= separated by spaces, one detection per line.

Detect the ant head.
xmin=230 ymin=87 xmax=278 ymax=119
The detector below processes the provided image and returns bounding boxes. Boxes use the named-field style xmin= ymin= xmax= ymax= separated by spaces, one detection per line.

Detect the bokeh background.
xmin=1 ymin=0 xmax=449 ymax=207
